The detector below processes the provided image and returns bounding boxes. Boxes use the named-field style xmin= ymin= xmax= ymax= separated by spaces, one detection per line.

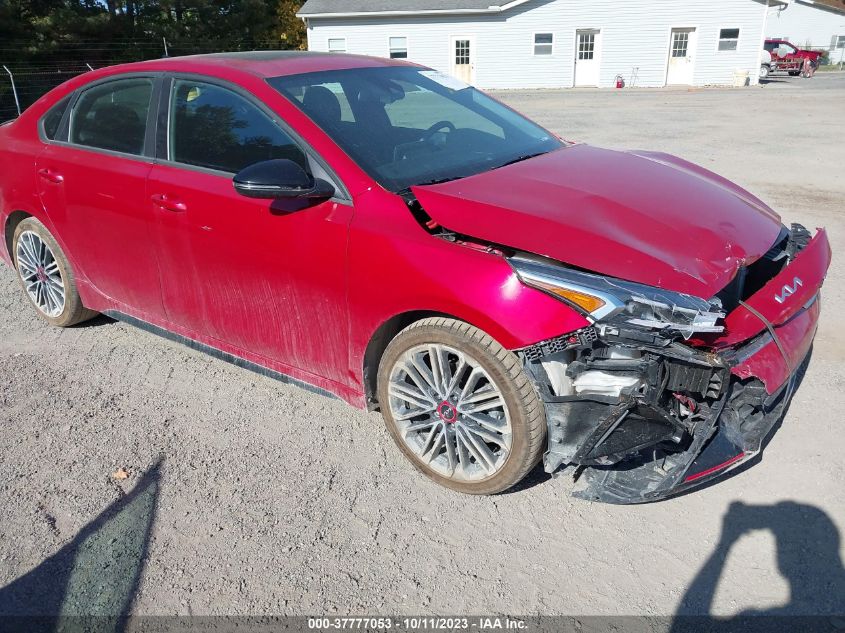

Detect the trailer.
xmin=760 ymin=51 xmax=815 ymax=79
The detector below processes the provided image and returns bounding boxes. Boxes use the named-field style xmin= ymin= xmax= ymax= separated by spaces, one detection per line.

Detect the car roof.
xmin=104 ymin=51 xmax=417 ymax=80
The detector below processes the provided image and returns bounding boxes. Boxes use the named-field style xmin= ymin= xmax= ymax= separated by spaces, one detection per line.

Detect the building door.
xmin=667 ymin=28 xmax=697 ymax=85
xmin=450 ymin=36 xmax=475 ymax=84
xmin=574 ymin=30 xmax=601 ymax=87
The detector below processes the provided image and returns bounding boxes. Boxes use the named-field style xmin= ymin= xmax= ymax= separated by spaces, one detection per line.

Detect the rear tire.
xmin=759 ymin=64 xmax=770 ymax=79
xmin=12 ymin=217 xmax=97 ymax=327
xmin=377 ymin=317 xmax=546 ymax=495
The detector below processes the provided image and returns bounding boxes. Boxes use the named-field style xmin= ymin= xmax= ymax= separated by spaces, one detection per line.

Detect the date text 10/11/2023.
xmin=308 ymin=617 xmax=529 ymax=630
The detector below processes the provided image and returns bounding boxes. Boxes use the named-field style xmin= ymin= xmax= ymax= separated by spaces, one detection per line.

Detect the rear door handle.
xmin=150 ymin=193 xmax=187 ymax=213
xmin=37 ymin=168 xmax=64 ymax=184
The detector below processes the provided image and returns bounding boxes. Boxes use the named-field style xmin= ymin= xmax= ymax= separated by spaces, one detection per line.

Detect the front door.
xmin=36 ymin=76 xmax=165 ymax=317
xmin=450 ymin=36 xmax=475 ymax=84
xmin=574 ymin=30 xmax=601 ymax=87
xmin=147 ymin=78 xmax=352 ymax=383
xmin=667 ymin=28 xmax=697 ymax=85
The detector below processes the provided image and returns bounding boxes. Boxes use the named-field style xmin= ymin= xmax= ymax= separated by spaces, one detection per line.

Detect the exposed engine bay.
xmin=509 ymin=223 xmax=815 ymax=503
xmin=521 ymin=324 xmax=731 ymax=500
xmin=523 ymin=326 xmax=725 ymax=469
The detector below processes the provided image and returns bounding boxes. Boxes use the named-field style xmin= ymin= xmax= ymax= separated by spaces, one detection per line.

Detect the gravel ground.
xmin=1 ymin=73 xmax=844 ymax=620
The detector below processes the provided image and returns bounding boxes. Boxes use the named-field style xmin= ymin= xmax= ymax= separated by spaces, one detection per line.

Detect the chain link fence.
xmin=1 ymin=65 xmax=92 ymax=121
xmin=0 ymin=38 xmax=295 ymax=122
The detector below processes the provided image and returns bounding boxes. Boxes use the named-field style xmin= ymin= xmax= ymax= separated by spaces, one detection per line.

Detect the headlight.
xmin=509 ymin=255 xmax=725 ymax=339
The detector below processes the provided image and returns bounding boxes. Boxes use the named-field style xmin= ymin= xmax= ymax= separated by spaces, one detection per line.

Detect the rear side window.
xmin=168 ymin=79 xmax=308 ymax=174
xmin=41 ymin=95 xmax=72 ymax=140
xmin=70 ymin=78 xmax=153 ymax=155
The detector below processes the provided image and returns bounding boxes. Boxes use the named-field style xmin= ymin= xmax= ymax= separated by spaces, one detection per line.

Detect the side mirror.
xmin=232 ymin=159 xmax=335 ymax=201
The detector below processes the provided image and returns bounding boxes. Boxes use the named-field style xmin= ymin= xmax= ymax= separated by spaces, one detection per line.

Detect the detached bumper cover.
xmin=541 ymin=229 xmax=830 ymax=504
xmin=571 ymin=346 xmax=811 ymax=504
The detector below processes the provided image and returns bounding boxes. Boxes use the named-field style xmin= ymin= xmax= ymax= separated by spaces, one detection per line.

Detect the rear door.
xmin=145 ymin=77 xmax=352 ymax=381
xmin=36 ymin=75 xmax=165 ymax=316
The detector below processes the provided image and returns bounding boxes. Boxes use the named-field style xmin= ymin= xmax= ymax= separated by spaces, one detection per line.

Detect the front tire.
xmin=759 ymin=64 xmax=770 ymax=79
xmin=12 ymin=217 xmax=97 ymax=327
xmin=377 ymin=317 xmax=546 ymax=495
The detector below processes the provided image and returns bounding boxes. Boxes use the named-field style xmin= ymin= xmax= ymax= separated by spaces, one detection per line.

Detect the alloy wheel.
xmin=387 ymin=343 xmax=513 ymax=482
xmin=16 ymin=230 xmax=66 ymax=318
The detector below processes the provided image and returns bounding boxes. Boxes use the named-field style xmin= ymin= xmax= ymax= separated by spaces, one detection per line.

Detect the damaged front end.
xmin=512 ymin=224 xmax=830 ymax=503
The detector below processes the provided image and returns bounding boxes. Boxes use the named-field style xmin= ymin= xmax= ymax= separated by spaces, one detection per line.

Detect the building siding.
xmin=305 ymin=0 xmax=770 ymax=89
xmin=765 ymin=1 xmax=845 ymax=57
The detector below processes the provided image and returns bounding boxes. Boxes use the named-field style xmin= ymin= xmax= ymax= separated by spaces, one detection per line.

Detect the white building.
xmin=298 ymin=0 xmax=783 ymax=89
xmin=766 ymin=0 xmax=845 ymax=61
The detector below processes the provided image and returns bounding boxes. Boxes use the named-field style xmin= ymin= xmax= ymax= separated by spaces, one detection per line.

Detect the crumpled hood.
xmin=411 ymin=144 xmax=783 ymax=297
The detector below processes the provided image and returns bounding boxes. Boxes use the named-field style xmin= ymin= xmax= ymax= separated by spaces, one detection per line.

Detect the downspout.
xmin=753 ymin=0 xmax=771 ymax=85
xmin=302 ymin=16 xmax=311 ymax=51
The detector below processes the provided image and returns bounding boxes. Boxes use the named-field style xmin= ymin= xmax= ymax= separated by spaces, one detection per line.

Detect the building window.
xmin=718 ymin=28 xmax=740 ymax=51
xmin=837 ymin=35 xmax=845 ymax=49
xmin=578 ymin=32 xmax=596 ymax=60
xmin=671 ymin=31 xmax=690 ymax=58
xmin=455 ymin=39 xmax=470 ymax=65
xmin=534 ymin=33 xmax=553 ymax=55
xmin=389 ymin=37 xmax=408 ymax=59
xmin=328 ymin=38 xmax=346 ymax=53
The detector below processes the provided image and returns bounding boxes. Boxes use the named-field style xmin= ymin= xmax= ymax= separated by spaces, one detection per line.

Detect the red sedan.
xmin=0 ymin=52 xmax=830 ymax=502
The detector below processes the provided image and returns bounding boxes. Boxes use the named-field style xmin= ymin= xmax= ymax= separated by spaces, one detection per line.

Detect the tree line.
xmin=0 ymin=0 xmax=307 ymax=67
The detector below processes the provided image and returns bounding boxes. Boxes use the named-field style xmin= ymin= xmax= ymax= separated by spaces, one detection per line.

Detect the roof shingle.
xmin=298 ymin=0 xmax=508 ymax=17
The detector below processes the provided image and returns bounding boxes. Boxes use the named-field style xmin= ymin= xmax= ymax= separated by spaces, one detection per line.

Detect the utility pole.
xmin=163 ymin=37 xmax=170 ymax=57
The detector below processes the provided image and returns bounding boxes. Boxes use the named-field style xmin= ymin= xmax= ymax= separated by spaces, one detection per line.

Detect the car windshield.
xmin=269 ymin=66 xmax=563 ymax=193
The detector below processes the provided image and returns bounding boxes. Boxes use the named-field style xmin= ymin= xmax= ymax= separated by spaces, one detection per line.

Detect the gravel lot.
xmin=1 ymin=73 xmax=844 ymax=620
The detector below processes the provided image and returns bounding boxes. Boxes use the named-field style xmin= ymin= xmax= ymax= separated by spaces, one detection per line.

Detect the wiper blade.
xmin=415 ymin=176 xmax=463 ymax=186
xmin=494 ymin=151 xmax=547 ymax=169
xmin=400 ymin=176 xmax=464 ymax=195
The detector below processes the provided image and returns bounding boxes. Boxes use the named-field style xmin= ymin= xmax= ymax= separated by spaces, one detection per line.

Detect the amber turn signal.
xmin=532 ymin=280 xmax=607 ymax=314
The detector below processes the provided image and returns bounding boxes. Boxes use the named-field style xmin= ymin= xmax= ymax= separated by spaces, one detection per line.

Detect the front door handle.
xmin=150 ymin=193 xmax=187 ymax=213
xmin=37 ymin=168 xmax=64 ymax=184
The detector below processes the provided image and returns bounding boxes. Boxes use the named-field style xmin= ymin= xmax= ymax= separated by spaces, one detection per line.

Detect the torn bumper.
xmin=568 ymin=343 xmax=812 ymax=504
xmin=534 ymin=228 xmax=830 ymax=504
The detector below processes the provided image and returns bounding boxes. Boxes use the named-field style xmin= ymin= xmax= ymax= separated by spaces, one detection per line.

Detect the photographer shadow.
xmin=0 ymin=462 xmax=161 ymax=632
xmin=672 ymin=500 xmax=845 ymax=632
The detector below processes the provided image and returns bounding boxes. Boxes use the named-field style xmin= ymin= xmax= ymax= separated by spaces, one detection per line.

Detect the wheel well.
xmin=4 ymin=211 xmax=31 ymax=262
xmin=363 ymin=310 xmax=449 ymax=411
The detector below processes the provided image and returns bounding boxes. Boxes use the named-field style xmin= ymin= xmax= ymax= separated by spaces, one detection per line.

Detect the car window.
xmin=42 ymin=95 xmax=72 ymax=141
xmin=285 ymin=81 xmax=356 ymax=123
xmin=70 ymin=78 xmax=153 ymax=155
xmin=764 ymin=41 xmax=777 ymax=52
xmin=382 ymin=79 xmax=504 ymax=139
xmin=270 ymin=67 xmax=561 ymax=193
xmin=168 ymin=80 xmax=308 ymax=174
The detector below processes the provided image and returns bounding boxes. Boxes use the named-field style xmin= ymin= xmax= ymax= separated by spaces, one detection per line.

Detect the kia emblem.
xmin=774 ymin=277 xmax=803 ymax=304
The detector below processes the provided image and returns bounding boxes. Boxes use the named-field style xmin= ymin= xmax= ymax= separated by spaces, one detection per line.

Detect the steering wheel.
xmin=421 ymin=120 xmax=456 ymax=139
xmin=393 ymin=121 xmax=458 ymax=162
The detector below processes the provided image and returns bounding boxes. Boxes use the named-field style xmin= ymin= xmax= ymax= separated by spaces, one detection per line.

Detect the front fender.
xmin=347 ymin=190 xmax=588 ymax=391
